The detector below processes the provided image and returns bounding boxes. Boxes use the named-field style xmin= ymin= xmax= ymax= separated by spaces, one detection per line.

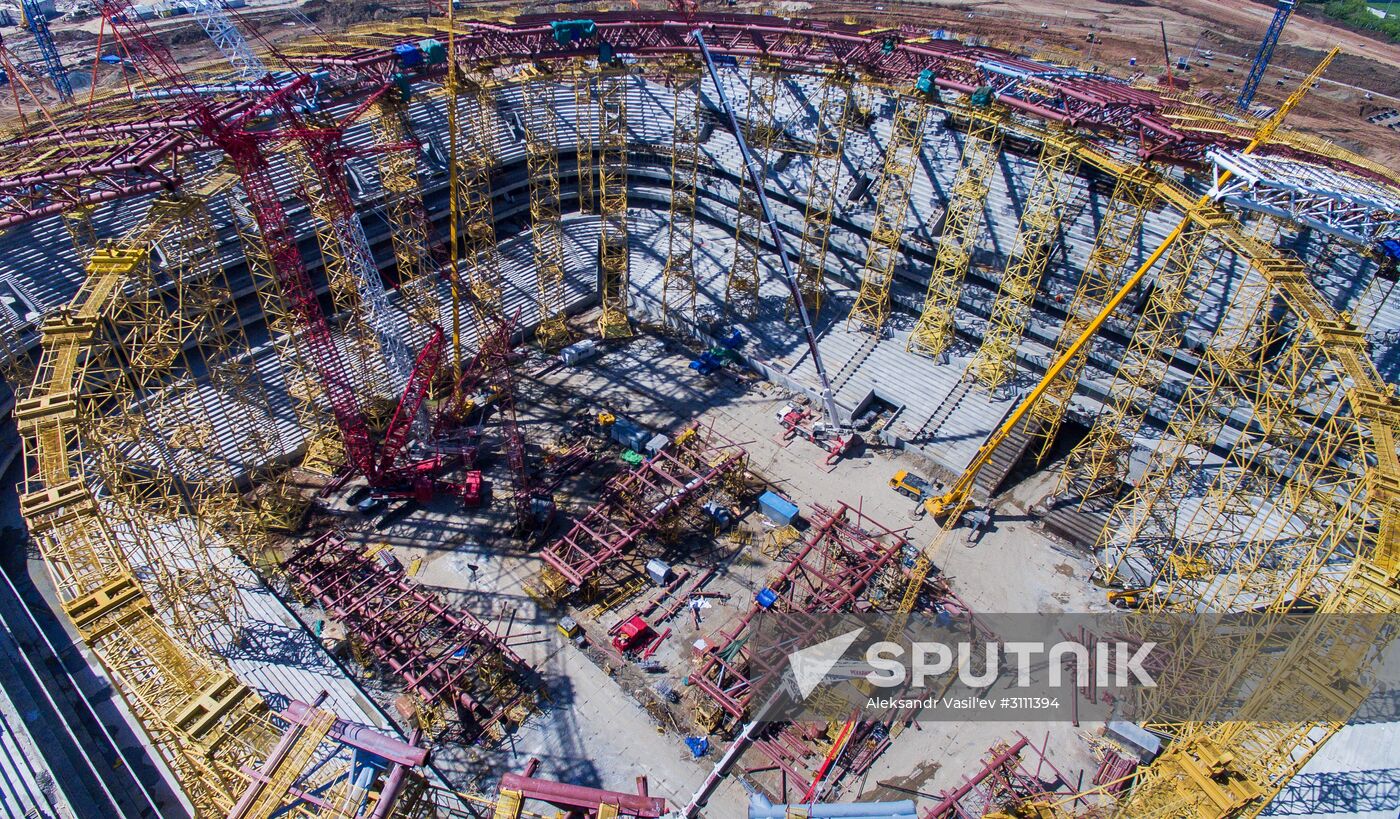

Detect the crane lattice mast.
xmin=19 ymin=0 xmax=71 ymax=101
xmin=1237 ymin=0 xmax=1297 ymax=111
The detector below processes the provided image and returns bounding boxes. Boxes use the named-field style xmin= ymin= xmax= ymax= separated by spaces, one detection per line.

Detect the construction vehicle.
xmin=1107 ymin=587 xmax=1151 ymax=609
xmin=775 ymin=403 xmax=859 ymax=465
xmin=370 ymin=462 xmax=484 ymax=506
xmin=889 ymin=470 xmax=937 ymax=501
xmin=611 ymin=615 xmax=654 ymax=654
xmin=695 ymin=31 xmax=859 ymax=465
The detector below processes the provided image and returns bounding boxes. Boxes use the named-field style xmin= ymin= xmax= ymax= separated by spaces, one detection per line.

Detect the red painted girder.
xmin=0 ymin=12 xmax=1385 ymax=230
xmin=378 ymin=326 xmax=445 ymax=476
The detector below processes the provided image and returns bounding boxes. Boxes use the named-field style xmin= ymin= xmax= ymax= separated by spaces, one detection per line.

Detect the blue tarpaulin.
xmin=394 ymin=43 xmax=423 ymax=68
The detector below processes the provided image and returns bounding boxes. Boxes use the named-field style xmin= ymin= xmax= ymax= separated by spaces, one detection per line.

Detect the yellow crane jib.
xmin=920 ymin=46 xmax=1341 ymax=525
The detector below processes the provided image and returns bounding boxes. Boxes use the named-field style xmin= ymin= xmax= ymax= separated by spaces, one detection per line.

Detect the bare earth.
xmin=785 ymin=0 xmax=1400 ymax=166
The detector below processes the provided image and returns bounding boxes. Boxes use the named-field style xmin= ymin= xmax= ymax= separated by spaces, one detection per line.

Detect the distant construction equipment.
xmin=1237 ymin=0 xmax=1298 ymax=111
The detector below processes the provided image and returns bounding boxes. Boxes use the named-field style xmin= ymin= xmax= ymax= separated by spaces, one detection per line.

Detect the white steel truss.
xmin=1207 ymin=150 xmax=1400 ymax=245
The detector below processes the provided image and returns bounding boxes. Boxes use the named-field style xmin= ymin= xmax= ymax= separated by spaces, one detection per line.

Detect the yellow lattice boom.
xmin=1028 ymin=164 xmax=1157 ymax=463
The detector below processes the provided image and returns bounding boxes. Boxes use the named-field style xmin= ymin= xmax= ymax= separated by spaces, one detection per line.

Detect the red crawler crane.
xmin=97 ymin=1 xmax=469 ymax=499
xmin=435 ymin=309 xmax=553 ymax=534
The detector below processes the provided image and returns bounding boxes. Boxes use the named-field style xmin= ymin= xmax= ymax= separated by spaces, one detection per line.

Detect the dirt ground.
xmin=783 ymin=0 xmax=1400 ymax=167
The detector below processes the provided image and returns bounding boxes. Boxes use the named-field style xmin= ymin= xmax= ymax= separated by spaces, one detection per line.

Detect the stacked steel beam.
xmin=689 ymin=502 xmax=908 ymax=799
xmin=495 ymin=762 xmax=667 ymax=818
xmin=283 ymin=532 xmax=537 ymax=742
xmin=538 ymin=422 xmax=748 ymax=595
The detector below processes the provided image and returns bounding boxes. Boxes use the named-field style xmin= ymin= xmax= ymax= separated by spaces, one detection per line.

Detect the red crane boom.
xmin=98 ymin=0 xmax=433 ymax=487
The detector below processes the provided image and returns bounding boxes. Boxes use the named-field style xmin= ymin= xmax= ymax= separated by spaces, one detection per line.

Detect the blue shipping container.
xmin=758 ymin=491 xmax=798 ymax=526
xmin=610 ymin=417 xmax=650 ymax=452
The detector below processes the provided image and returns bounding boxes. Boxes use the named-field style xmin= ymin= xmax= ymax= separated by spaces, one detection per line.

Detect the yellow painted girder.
xmin=907 ymin=108 xmax=1001 ymax=358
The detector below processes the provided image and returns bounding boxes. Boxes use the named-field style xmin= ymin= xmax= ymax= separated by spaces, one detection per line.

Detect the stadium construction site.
xmin=0 ymin=2 xmax=1398 ymax=818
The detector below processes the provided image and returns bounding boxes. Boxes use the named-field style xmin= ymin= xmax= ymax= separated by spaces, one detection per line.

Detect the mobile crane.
xmin=693 ymin=30 xmax=859 ymax=463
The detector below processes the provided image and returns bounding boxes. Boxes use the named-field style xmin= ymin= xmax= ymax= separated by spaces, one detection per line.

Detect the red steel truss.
xmin=687 ymin=502 xmax=909 ymax=799
xmin=690 ymin=502 xmax=906 ymax=720
xmin=283 ymin=532 xmax=537 ymax=742
xmin=1 ymin=12 xmax=1385 ymax=230
xmin=539 ymin=421 xmax=748 ymax=591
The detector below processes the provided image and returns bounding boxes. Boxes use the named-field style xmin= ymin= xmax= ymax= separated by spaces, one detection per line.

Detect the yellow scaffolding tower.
xmin=661 ymin=60 xmax=702 ymax=326
xmin=596 ymin=65 xmax=631 ymax=339
xmin=1058 ymin=206 xmax=1229 ymax=500
xmin=75 ymin=204 xmax=249 ymax=644
xmin=154 ymin=189 xmax=291 ymax=565
xmin=16 ymin=238 xmax=281 ymax=817
xmin=907 ymin=108 xmax=1001 ymax=357
xmin=793 ymin=71 xmax=852 ymax=318
xmin=458 ymin=73 xmax=505 ymax=318
xmin=575 ymin=59 xmax=596 ymax=215
xmin=521 ymin=74 xmax=573 ymax=350
xmin=1027 ymin=164 xmax=1157 ymax=463
xmin=846 ymin=91 xmax=927 ymax=334
xmin=61 ymin=203 xmax=96 ymax=262
xmin=1095 ymin=220 xmax=1286 ymax=590
xmin=726 ymin=64 xmax=780 ymax=320
xmin=226 ymin=186 xmax=343 ymax=475
xmin=372 ymin=97 xmax=438 ymax=328
xmin=966 ymin=133 xmax=1079 ymax=392
xmin=1117 ymin=267 xmax=1396 ymax=815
